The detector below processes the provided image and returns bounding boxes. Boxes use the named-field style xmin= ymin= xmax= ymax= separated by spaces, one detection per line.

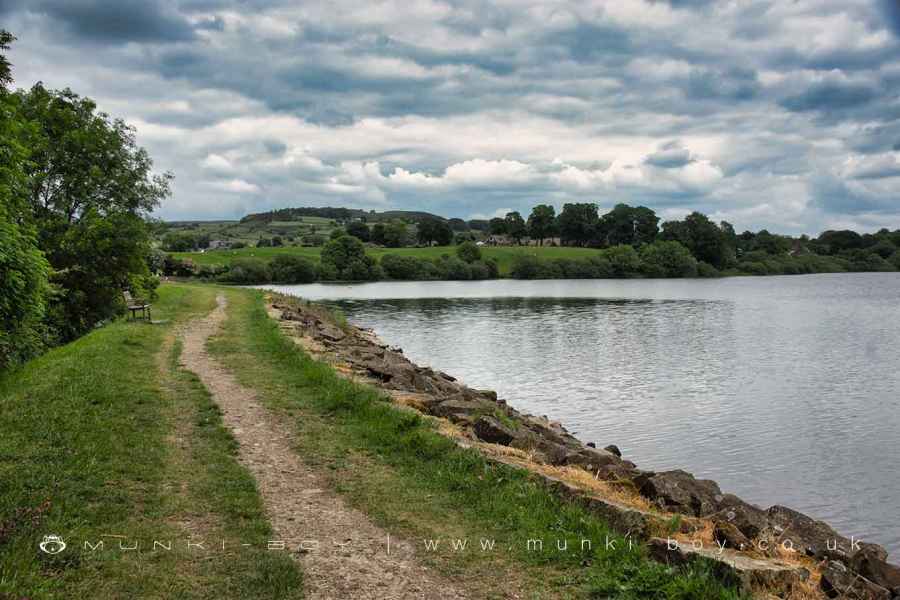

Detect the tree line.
xmin=1 ymin=31 xmax=168 ymax=369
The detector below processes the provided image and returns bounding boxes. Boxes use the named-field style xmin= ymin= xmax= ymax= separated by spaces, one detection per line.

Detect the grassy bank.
xmin=173 ymin=245 xmax=600 ymax=276
xmin=0 ymin=285 xmax=302 ymax=599
xmin=209 ymin=286 xmax=746 ymax=599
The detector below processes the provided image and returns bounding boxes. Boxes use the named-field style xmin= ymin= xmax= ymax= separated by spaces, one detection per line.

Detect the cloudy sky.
xmin=3 ymin=0 xmax=900 ymax=233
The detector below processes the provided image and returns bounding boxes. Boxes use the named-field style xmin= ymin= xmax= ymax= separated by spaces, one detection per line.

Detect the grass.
xmin=0 ymin=284 xmax=302 ymax=599
xmin=208 ymin=286 xmax=747 ymax=600
xmin=173 ymin=245 xmax=601 ymax=276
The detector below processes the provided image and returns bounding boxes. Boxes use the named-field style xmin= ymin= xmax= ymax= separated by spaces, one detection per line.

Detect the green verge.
xmin=173 ymin=244 xmax=601 ymax=276
xmin=0 ymin=284 xmax=302 ymax=599
xmin=209 ymin=286 xmax=747 ymax=600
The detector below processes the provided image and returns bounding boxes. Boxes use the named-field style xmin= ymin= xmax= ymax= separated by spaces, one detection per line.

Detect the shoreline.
xmin=268 ymin=291 xmax=900 ymax=599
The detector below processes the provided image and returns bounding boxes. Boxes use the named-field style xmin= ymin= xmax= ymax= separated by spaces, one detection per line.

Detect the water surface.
xmin=263 ymin=274 xmax=900 ymax=555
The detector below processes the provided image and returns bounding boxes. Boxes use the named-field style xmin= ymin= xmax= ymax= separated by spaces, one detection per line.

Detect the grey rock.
xmin=711 ymin=495 xmax=770 ymax=539
xmin=767 ymin=505 xmax=880 ymax=561
xmin=850 ymin=547 xmax=900 ymax=592
xmin=714 ymin=520 xmax=751 ymax=551
xmin=821 ymin=560 xmax=891 ymax=600
xmin=603 ymin=444 xmax=622 ymax=457
xmin=634 ymin=470 xmax=723 ymax=517
xmin=473 ymin=416 xmax=517 ymax=446
xmin=431 ymin=397 xmax=496 ymax=424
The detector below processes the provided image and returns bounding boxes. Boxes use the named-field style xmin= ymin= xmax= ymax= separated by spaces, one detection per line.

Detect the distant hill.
xmin=241 ymin=206 xmax=449 ymax=225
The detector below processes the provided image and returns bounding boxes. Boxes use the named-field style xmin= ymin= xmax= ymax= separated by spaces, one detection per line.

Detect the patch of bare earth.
xmin=179 ymin=294 xmax=469 ymax=600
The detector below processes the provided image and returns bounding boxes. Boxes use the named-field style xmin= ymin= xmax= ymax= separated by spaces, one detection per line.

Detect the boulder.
xmin=317 ymin=322 xmax=346 ymax=342
xmin=714 ymin=520 xmax=751 ymax=551
xmin=710 ymin=494 xmax=770 ymax=539
xmin=821 ymin=560 xmax=891 ymax=600
xmin=359 ymin=353 xmax=418 ymax=387
xmin=634 ymin=470 xmax=723 ymax=517
xmin=603 ymin=444 xmax=622 ymax=457
xmin=431 ymin=397 xmax=497 ymax=425
xmin=766 ymin=505 xmax=879 ymax=561
xmin=646 ymin=537 xmax=810 ymax=596
xmin=850 ymin=547 xmax=900 ymax=592
xmin=473 ymin=416 xmax=517 ymax=446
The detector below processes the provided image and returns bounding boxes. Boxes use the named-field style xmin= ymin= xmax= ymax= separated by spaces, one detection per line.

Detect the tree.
xmin=527 ymin=204 xmax=557 ymax=245
xmin=557 ymin=203 xmax=598 ymax=246
xmin=417 ymin=217 xmax=453 ymax=246
xmin=489 ymin=217 xmax=507 ymax=235
xmin=345 ymin=220 xmax=370 ymax=242
xmin=504 ymin=211 xmax=527 ymax=244
xmin=640 ymin=240 xmax=698 ymax=278
xmin=447 ymin=218 xmax=468 ymax=232
xmin=370 ymin=222 xmax=387 ymax=245
xmin=269 ymin=255 xmax=317 ymax=283
xmin=661 ymin=212 xmax=731 ymax=268
xmin=382 ymin=220 xmax=408 ymax=248
xmin=456 ymin=241 xmax=482 ymax=263
xmin=320 ymin=234 xmax=380 ymax=280
xmin=0 ymin=31 xmax=14 ymax=89
xmin=816 ymin=230 xmax=864 ymax=255
xmin=1 ymin=63 xmax=50 ymax=367
xmin=16 ymin=83 xmax=171 ymax=341
xmin=598 ymin=204 xmax=659 ymax=247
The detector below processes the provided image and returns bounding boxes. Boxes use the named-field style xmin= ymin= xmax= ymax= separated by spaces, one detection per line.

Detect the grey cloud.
xmin=779 ymin=81 xmax=877 ymax=113
xmin=645 ymin=142 xmax=694 ymax=168
xmin=26 ymin=0 xmax=197 ymax=43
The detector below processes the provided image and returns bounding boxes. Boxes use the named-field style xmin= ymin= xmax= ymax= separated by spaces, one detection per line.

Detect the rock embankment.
xmin=270 ymin=295 xmax=900 ymax=600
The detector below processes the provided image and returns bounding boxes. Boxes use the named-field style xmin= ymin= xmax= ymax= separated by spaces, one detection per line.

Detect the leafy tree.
xmin=370 ymin=222 xmax=386 ymax=245
xmin=640 ymin=240 xmax=698 ymax=278
xmin=598 ymin=244 xmax=642 ymax=277
xmin=598 ymin=204 xmax=659 ymax=247
xmin=381 ymin=254 xmax=434 ymax=280
xmin=456 ymin=241 xmax=482 ymax=263
xmin=16 ymin=83 xmax=171 ymax=341
xmin=269 ymin=255 xmax=317 ymax=283
xmin=447 ymin=218 xmax=468 ymax=232
xmin=0 ymin=31 xmax=14 ymax=89
xmin=1 ymin=66 xmax=50 ymax=367
xmin=527 ymin=204 xmax=557 ymax=245
xmin=345 ymin=220 xmax=370 ymax=241
xmin=221 ymin=257 xmax=271 ymax=284
xmin=382 ymin=220 xmax=408 ymax=248
xmin=320 ymin=234 xmax=379 ymax=280
xmin=661 ymin=212 xmax=731 ymax=268
xmin=504 ymin=211 xmax=527 ymax=243
xmin=557 ymin=202 xmax=598 ymax=246
xmin=816 ymin=230 xmax=863 ymax=254
xmin=488 ymin=217 xmax=507 ymax=235
xmin=417 ymin=217 xmax=453 ymax=246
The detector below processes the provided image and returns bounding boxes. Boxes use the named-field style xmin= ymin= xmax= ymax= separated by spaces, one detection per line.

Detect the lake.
xmin=262 ymin=273 xmax=900 ymax=555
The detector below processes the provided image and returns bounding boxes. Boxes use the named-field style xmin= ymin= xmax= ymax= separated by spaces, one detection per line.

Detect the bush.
xmin=381 ymin=254 xmax=433 ymax=280
xmin=696 ymin=261 xmax=720 ymax=277
xmin=640 ymin=241 xmax=698 ymax=278
xmin=162 ymin=255 xmax=197 ymax=277
xmin=599 ymin=245 xmax=642 ymax=277
xmin=321 ymin=235 xmax=379 ymax=280
xmin=434 ymin=256 xmax=472 ymax=280
xmin=456 ymin=241 xmax=482 ymax=263
xmin=270 ymin=255 xmax=317 ymax=283
xmin=220 ymin=257 xmax=271 ymax=284
xmin=510 ymin=255 xmax=544 ymax=279
xmin=890 ymin=250 xmax=900 ymax=270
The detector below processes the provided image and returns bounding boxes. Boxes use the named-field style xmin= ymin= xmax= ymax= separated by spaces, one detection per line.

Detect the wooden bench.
xmin=123 ymin=291 xmax=152 ymax=321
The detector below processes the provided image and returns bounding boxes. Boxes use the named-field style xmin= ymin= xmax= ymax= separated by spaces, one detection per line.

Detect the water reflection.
xmin=264 ymin=274 xmax=900 ymax=555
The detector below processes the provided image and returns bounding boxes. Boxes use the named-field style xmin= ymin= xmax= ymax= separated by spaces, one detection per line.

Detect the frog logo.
xmin=39 ymin=534 xmax=66 ymax=555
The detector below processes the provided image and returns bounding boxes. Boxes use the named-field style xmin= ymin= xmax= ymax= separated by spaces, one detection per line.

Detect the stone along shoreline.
xmin=268 ymin=293 xmax=900 ymax=600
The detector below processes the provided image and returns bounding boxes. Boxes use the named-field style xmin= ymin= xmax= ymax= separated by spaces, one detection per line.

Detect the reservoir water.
xmin=263 ymin=273 xmax=900 ymax=555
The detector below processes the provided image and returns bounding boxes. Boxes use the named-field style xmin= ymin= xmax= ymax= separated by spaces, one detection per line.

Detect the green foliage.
xmin=162 ymin=231 xmax=208 ymax=251
xmin=890 ymin=250 xmax=900 ymax=270
xmin=269 ymin=254 xmax=317 ymax=284
xmin=221 ymin=257 xmax=271 ymax=284
xmin=504 ymin=211 xmax=527 ymax=242
xmin=488 ymin=216 xmax=507 ymax=235
xmin=661 ymin=212 xmax=733 ymax=268
xmin=558 ymin=202 xmax=598 ymax=246
xmin=697 ymin=261 xmax=720 ymax=277
xmin=640 ymin=240 xmax=698 ymax=278
xmin=527 ymin=204 xmax=557 ymax=244
xmin=455 ymin=240 xmax=482 ymax=263
xmin=599 ymin=244 xmax=642 ymax=277
xmin=345 ymin=220 xmax=370 ymax=241
xmin=598 ymin=203 xmax=659 ymax=247
xmin=320 ymin=234 xmax=380 ymax=280
xmin=417 ymin=217 xmax=453 ymax=246
xmin=380 ymin=254 xmax=435 ymax=280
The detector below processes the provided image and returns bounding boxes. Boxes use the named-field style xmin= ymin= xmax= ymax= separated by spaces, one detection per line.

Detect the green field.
xmin=162 ymin=216 xmax=340 ymax=246
xmin=173 ymin=245 xmax=602 ymax=276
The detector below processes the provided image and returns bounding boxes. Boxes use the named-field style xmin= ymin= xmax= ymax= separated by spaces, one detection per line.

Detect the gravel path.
xmin=179 ymin=294 xmax=469 ymax=600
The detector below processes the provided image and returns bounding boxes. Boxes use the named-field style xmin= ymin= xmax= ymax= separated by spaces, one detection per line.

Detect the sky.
xmin=3 ymin=0 xmax=900 ymax=234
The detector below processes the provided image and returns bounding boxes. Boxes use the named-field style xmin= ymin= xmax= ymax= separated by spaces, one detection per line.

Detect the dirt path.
xmin=179 ymin=294 xmax=469 ymax=600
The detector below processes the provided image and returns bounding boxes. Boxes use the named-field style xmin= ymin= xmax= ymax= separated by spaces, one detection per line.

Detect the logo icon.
xmin=39 ymin=535 xmax=66 ymax=555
